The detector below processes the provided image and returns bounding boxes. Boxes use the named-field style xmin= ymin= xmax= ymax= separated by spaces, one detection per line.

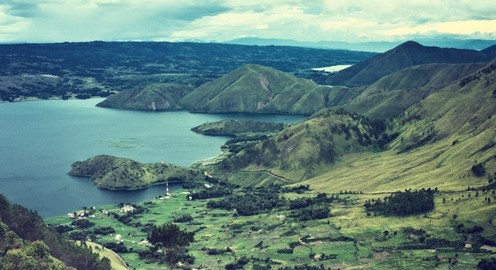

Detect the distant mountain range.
xmin=0 ymin=41 xmax=373 ymax=102
xmin=226 ymin=37 xmax=496 ymax=52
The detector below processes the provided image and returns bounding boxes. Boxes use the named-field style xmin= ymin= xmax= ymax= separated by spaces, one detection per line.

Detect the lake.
xmin=0 ymin=99 xmax=306 ymax=217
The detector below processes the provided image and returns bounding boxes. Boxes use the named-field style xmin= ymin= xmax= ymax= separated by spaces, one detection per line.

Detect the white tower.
xmin=165 ymin=181 xmax=170 ymax=196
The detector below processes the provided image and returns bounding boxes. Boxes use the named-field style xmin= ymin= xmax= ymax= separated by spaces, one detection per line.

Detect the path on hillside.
xmin=242 ymin=169 xmax=293 ymax=183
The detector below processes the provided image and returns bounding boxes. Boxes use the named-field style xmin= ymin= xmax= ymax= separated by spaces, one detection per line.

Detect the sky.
xmin=0 ymin=0 xmax=495 ymax=43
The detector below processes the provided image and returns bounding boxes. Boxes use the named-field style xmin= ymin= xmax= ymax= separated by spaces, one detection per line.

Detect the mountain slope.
xmin=213 ymin=110 xmax=387 ymax=185
xmin=341 ymin=62 xmax=484 ymax=119
xmin=326 ymin=41 xmax=488 ymax=86
xmin=0 ymin=194 xmax=111 ymax=270
xmin=180 ymin=64 xmax=349 ymax=115
xmin=97 ymin=83 xmax=193 ymax=111
xmin=305 ymin=60 xmax=496 ymax=193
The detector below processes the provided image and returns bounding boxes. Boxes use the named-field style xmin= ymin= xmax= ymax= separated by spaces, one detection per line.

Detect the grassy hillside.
xmin=69 ymin=155 xmax=204 ymax=190
xmin=296 ymin=61 xmax=496 ymax=248
xmin=290 ymin=60 xmax=496 ymax=194
xmin=213 ymin=110 xmax=388 ymax=185
xmin=97 ymin=83 xmax=193 ymax=111
xmin=341 ymin=63 xmax=484 ymax=119
xmin=326 ymin=41 xmax=488 ymax=86
xmin=180 ymin=64 xmax=348 ymax=115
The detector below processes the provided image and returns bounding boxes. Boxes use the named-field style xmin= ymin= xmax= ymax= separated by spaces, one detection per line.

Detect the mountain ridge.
xmin=179 ymin=64 xmax=350 ymax=115
xmin=325 ymin=41 xmax=490 ymax=86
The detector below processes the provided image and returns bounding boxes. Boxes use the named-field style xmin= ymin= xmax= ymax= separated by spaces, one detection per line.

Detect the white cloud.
xmin=0 ymin=0 xmax=495 ymax=43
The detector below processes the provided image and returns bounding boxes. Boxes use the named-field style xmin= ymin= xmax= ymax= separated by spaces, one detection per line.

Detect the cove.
xmin=0 ymin=99 xmax=306 ymax=217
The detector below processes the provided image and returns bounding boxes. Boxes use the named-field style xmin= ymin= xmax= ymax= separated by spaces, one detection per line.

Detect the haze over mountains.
xmin=227 ymin=37 xmax=496 ymax=52
xmin=324 ymin=41 xmax=490 ymax=86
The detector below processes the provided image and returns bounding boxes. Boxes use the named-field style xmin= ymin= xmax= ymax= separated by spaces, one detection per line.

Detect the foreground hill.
xmin=0 ymin=194 xmax=111 ymax=269
xmin=96 ymin=83 xmax=193 ymax=111
xmin=180 ymin=64 xmax=352 ymax=114
xmin=326 ymin=41 xmax=488 ymax=86
xmin=69 ymin=155 xmax=204 ymax=190
xmin=341 ymin=62 xmax=484 ymax=118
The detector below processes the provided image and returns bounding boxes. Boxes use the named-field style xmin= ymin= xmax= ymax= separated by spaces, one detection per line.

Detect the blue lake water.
xmin=0 ymin=99 xmax=306 ymax=217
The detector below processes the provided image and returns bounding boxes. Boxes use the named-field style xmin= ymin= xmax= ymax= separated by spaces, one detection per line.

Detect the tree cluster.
xmin=148 ymin=223 xmax=194 ymax=249
xmin=188 ymin=186 xmax=232 ymax=200
xmin=140 ymin=222 xmax=195 ymax=266
xmin=289 ymin=194 xmax=332 ymax=220
xmin=364 ymin=188 xmax=435 ymax=216
xmin=478 ymin=258 xmax=496 ymax=270
xmin=207 ymin=186 xmax=284 ymax=216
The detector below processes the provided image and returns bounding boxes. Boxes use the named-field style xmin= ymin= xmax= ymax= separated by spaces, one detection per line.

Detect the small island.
xmin=68 ymin=155 xmax=204 ymax=190
xmin=191 ymin=119 xmax=286 ymax=137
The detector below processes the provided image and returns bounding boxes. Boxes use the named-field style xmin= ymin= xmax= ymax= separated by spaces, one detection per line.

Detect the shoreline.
xmin=0 ymin=95 xmax=107 ymax=104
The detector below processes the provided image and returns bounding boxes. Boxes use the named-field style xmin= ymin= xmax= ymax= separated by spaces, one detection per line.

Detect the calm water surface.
xmin=0 ymin=99 xmax=306 ymax=217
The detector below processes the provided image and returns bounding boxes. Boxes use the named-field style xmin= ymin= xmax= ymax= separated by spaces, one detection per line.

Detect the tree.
xmin=148 ymin=223 xmax=194 ymax=248
xmin=472 ymin=163 xmax=486 ymax=177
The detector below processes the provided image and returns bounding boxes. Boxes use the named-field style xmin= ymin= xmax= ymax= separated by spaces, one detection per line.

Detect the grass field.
xmin=47 ymin=183 xmax=495 ymax=269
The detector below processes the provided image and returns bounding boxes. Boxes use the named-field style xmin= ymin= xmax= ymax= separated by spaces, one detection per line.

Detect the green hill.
xmin=68 ymin=155 xmax=204 ymax=190
xmin=191 ymin=119 xmax=286 ymax=136
xmin=299 ymin=60 xmax=496 ymax=193
xmin=341 ymin=63 xmax=484 ymax=119
xmin=326 ymin=41 xmax=488 ymax=86
xmin=179 ymin=64 xmax=348 ymax=115
xmin=96 ymin=83 xmax=193 ymax=111
xmin=214 ymin=110 xmax=387 ymax=185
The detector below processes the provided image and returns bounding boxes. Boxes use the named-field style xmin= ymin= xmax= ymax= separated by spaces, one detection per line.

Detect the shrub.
xmin=472 ymin=163 xmax=486 ymax=177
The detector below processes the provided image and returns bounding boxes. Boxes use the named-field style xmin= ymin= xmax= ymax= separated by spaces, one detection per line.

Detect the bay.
xmin=0 ymin=99 xmax=306 ymax=217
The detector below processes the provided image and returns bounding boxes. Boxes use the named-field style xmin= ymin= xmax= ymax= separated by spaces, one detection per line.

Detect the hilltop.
xmin=96 ymin=83 xmax=193 ymax=111
xmin=180 ymin=64 xmax=352 ymax=115
xmin=325 ymin=41 xmax=488 ymax=86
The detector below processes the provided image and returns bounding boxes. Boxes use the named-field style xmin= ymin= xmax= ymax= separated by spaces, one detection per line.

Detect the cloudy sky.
xmin=0 ymin=0 xmax=495 ymax=43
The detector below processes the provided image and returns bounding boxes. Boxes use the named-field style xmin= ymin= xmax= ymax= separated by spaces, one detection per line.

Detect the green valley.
xmin=3 ymin=40 xmax=496 ymax=269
